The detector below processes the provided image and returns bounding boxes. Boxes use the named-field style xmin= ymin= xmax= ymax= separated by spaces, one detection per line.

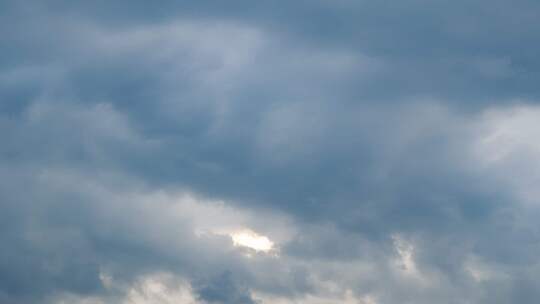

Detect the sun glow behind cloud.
xmin=229 ymin=229 xmax=275 ymax=252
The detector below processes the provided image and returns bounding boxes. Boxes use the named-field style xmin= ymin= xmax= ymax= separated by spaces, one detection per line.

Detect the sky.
xmin=1 ymin=1 xmax=540 ymax=303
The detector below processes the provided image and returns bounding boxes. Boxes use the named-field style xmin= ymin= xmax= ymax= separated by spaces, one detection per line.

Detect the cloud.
xmin=2 ymin=1 xmax=540 ymax=303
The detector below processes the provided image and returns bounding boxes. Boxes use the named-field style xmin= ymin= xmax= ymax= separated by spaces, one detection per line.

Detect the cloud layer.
xmin=2 ymin=1 xmax=540 ymax=303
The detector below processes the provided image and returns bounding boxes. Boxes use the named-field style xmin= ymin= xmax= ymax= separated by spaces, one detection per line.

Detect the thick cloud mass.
xmin=2 ymin=1 xmax=540 ymax=303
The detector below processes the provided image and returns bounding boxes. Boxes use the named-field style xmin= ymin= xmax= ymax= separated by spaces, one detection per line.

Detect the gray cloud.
xmin=2 ymin=1 xmax=540 ymax=303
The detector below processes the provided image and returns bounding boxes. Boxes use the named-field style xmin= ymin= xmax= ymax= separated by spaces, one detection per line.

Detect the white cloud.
xmin=123 ymin=273 xmax=198 ymax=304
xmin=252 ymin=289 xmax=377 ymax=304
xmin=472 ymin=103 xmax=540 ymax=203
xmin=52 ymin=272 xmax=199 ymax=304
xmin=464 ymin=255 xmax=508 ymax=283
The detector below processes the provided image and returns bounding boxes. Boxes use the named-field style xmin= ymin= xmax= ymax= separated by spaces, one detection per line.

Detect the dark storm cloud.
xmin=194 ymin=271 xmax=258 ymax=304
xmin=2 ymin=1 xmax=540 ymax=303
xmin=4 ymin=0 xmax=540 ymax=102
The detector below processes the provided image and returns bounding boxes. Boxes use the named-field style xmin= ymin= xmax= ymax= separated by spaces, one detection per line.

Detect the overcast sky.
xmin=2 ymin=1 xmax=540 ymax=303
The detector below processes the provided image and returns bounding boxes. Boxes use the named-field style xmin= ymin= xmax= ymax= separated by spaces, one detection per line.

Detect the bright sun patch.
xmin=229 ymin=229 xmax=274 ymax=253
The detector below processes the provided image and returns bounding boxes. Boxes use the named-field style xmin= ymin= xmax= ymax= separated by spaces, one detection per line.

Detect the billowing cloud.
xmin=2 ymin=1 xmax=540 ymax=303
